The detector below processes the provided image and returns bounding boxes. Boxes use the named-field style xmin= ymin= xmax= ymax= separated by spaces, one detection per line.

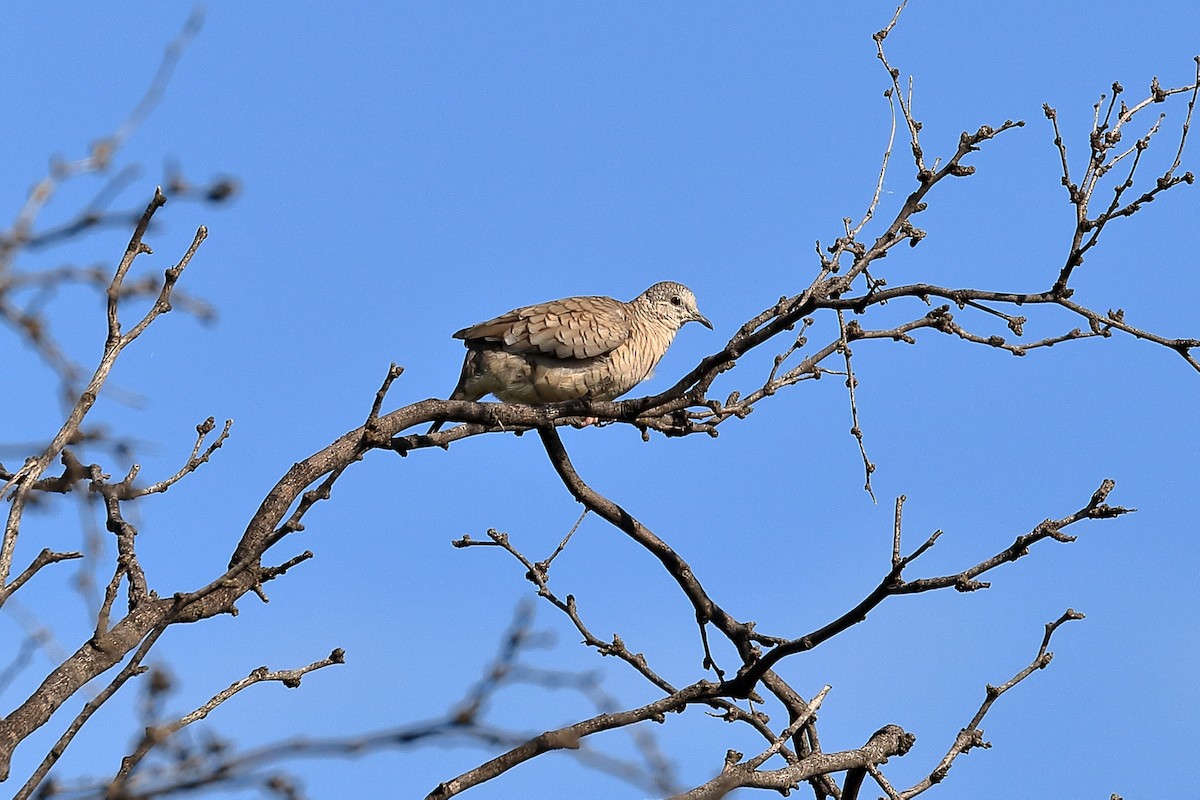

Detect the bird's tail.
xmin=427 ymin=384 xmax=471 ymax=435
xmin=427 ymin=351 xmax=481 ymax=434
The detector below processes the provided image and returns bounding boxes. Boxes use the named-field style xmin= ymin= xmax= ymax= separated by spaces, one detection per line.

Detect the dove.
xmin=431 ymin=281 xmax=711 ymax=429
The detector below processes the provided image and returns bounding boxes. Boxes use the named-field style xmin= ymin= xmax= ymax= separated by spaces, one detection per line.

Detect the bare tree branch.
xmin=892 ymin=610 xmax=1086 ymax=797
xmin=1 ymin=5 xmax=1195 ymax=798
xmin=105 ymin=650 xmax=346 ymax=799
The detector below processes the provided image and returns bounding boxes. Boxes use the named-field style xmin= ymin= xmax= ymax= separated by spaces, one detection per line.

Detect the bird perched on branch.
xmin=431 ymin=281 xmax=711 ymax=430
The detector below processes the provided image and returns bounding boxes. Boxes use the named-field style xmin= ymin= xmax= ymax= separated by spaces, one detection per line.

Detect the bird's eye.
xmin=670 ymin=295 xmax=682 ymax=306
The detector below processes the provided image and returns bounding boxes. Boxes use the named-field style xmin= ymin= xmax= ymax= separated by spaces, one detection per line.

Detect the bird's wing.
xmin=454 ymin=295 xmax=632 ymax=360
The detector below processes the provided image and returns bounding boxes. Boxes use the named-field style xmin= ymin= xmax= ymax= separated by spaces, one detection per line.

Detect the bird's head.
xmin=641 ymin=281 xmax=713 ymax=331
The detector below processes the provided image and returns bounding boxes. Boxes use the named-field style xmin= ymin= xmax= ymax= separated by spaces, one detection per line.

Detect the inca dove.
xmin=434 ymin=281 xmax=711 ymax=426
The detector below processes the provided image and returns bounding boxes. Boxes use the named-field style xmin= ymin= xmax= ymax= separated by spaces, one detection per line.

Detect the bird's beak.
xmin=693 ymin=311 xmax=713 ymax=330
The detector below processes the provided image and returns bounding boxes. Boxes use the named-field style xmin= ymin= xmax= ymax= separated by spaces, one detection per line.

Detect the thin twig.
xmin=15 ymin=627 xmax=167 ymax=800
xmin=106 ymin=649 xmax=346 ymax=798
xmin=896 ymin=610 xmax=1086 ymax=796
xmin=838 ymin=310 xmax=876 ymax=501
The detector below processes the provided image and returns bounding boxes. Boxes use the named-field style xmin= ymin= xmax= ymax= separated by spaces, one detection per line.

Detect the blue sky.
xmin=2 ymin=2 xmax=1199 ymax=798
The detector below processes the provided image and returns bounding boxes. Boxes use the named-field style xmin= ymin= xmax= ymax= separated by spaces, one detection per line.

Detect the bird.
xmin=430 ymin=281 xmax=711 ymax=430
